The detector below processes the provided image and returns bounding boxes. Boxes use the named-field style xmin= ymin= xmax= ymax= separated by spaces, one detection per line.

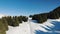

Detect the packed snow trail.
xmin=28 ymin=18 xmax=33 ymax=34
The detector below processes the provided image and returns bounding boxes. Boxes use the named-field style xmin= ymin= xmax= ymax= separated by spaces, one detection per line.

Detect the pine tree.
xmin=2 ymin=17 xmax=8 ymax=31
xmin=18 ymin=16 xmax=22 ymax=23
xmin=6 ymin=16 xmax=13 ymax=26
xmin=12 ymin=16 xmax=19 ymax=27
xmin=22 ymin=16 xmax=28 ymax=22
xmin=29 ymin=15 xmax=33 ymax=18
xmin=0 ymin=19 xmax=6 ymax=34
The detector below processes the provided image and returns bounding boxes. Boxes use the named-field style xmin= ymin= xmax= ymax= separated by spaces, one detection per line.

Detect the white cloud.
xmin=0 ymin=14 xmax=8 ymax=18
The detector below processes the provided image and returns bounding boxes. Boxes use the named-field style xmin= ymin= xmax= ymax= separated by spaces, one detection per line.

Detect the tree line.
xmin=0 ymin=16 xmax=28 ymax=34
xmin=29 ymin=6 xmax=60 ymax=23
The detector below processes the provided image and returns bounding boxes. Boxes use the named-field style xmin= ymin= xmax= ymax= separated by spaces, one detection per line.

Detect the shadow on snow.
xmin=35 ymin=21 xmax=60 ymax=34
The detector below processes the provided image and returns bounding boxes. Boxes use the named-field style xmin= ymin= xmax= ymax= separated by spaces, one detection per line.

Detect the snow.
xmin=6 ymin=18 xmax=60 ymax=34
xmin=6 ymin=22 xmax=31 ymax=34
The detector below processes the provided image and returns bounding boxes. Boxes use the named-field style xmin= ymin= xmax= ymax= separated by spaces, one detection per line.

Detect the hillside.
xmin=30 ymin=6 xmax=60 ymax=23
xmin=6 ymin=18 xmax=60 ymax=34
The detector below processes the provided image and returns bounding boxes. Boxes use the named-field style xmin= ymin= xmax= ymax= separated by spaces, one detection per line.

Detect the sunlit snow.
xmin=6 ymin=18 xmax=60 ymax=34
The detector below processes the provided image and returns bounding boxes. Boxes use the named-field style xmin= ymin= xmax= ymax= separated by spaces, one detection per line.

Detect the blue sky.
xmin=0 ymin=0 xmax=60 ymax=16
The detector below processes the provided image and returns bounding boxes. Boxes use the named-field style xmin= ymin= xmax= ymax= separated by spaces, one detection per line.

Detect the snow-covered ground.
xmin=6 ymin=22 xmax=31 ymax=34
xmin=6 ymin=18 xmax=60 ymax=34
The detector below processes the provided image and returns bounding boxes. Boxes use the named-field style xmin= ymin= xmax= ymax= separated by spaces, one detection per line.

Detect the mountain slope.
xmin=6 ymin=18 xmax=60 ymax=34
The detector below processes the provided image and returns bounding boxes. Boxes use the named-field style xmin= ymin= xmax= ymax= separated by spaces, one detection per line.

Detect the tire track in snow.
xmin=28 ymin=18 xmax=33 ymax=34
